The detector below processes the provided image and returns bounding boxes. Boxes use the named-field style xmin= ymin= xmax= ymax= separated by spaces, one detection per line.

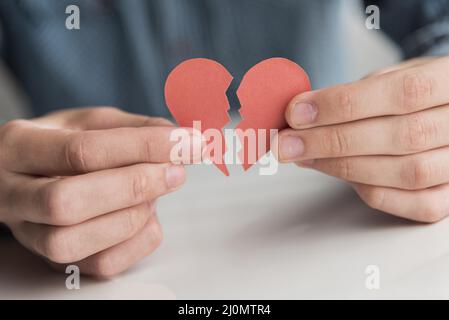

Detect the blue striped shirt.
xmin=0 ymin=0 xmax=448 ymax=117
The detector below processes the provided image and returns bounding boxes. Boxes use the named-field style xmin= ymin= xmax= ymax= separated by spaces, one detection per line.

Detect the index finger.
xmin=286 ymin=56 xmax=449 ymax=129
xmin=0 ymin=121 xmax=202 ymax=176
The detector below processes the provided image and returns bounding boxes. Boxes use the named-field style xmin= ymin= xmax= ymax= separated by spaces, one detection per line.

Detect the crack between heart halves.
xmin=225 ymin=76 xmax=243 ymax=129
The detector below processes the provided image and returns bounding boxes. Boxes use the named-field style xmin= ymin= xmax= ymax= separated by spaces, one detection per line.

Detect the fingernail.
xmin=291 ymin=103 xmax=317 ymax=126
xmin=279 ymin=135 xmax=305 ymax=161
xmin=165 ymin=165 xmax=186 ymax=189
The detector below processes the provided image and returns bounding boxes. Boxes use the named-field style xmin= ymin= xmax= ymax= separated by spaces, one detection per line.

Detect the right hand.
xmin=0 ymin=107 xmax=200 ymax=277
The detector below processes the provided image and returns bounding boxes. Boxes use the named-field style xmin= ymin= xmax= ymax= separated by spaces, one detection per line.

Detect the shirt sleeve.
xmin=367 ymin=0 xmax=449 ymax=58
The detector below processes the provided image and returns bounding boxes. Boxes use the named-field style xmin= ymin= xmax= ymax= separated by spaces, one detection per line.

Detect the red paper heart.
xmin=236 ymin=58 xmax=311 ymax=170
xmin=165 ymin=58 xmax=232 ymax=176
xmin=165 ymin=58 xmax=311 ymax=175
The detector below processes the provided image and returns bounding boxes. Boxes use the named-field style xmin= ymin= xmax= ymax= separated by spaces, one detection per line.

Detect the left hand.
xmin=277 ymin=56 xmax=449 ymax=223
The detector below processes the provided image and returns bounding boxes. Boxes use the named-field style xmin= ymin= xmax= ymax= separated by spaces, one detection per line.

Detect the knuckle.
xmin=131 ymin=166 xmax=156 ymax=202
xmin=400 ymin=72 xmax=433 ymax=112
xmin=90 ymin=254 xmax=119 ymax=278
xmin=396 ymin=114 xmax=438 ymax=152
xmin=336 ymin=86 xmax=355 ymax=121
xmin=65 ymin=134 xmax=89 ymax=173
xmin=66 ymin=132 xmax=102 ymax=173
xmin=40 ymin=228 xmax=74 ymax=263
xmin=150 ymin=222 xmax=163 ymax=248
xmin=121 ymin=206 xmax=149 ymax=236
xmin=332 ymin=158 xmax=354 ymax=180
xmin=41 ymin=184 xmax=72 ymax=226
xmin=322 ymin=127 xmax=351 ymax=156
xmin=362 ymin=187 xmax=386 ymax=211
xmin=144 ymin=220 xmax=163 ymax=253
xmin=401 ymin=157 xmax=434 ymax=190
xmin=143 ymin=136 xmax=156 ymax=162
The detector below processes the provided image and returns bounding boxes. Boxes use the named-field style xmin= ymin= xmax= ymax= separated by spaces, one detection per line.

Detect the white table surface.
xmin=2 ymin=161 xmax=449 ymax=300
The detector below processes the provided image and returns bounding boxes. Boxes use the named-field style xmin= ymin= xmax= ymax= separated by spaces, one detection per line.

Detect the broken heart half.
xmin=165 ymin=58 xmax=311 ymax=175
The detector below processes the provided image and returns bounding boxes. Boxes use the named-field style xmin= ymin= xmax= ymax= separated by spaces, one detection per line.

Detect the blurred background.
xmin=0 ymin=0 xmax=399 ymax=122
xmin=6 ymin=1 xmax=449 ymax=300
